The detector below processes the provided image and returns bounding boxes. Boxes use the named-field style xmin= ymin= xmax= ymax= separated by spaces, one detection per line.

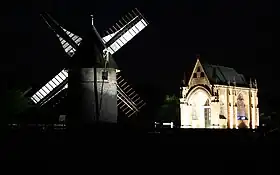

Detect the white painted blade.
xmin=40 ymin=83 xmax=68 ymax=106
xmin=30 ymin=69 xmax=68 ymax=104
xmin=117 ymin=94 xmax=137 ymax=118
xmin=57 ymin=27 xmax=83 ymax=57
xmin=116 ymin=74 xmax=146 ymax=117
xmin=101 ymin=16 xmax=139 ymax=43
xmin=104 ymin=18 xmax=148 ymax=55
xmin=100 ymin=8 xmax=148 ymax=55
xmin=102 ymin=30 xmax=119 ymax=43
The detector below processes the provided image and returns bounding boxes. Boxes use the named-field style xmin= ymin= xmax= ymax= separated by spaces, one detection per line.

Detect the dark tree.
xmin=0 ymin=89 xmax=32 ymax=125
xmin=155 ymin=94 xmax=180 ymax=125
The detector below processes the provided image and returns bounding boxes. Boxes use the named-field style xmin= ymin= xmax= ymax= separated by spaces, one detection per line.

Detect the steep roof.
xmin=69 ymin=31 xmax=118 ymax=69
xmin=202 ymin=63 xmax=248 ymax=86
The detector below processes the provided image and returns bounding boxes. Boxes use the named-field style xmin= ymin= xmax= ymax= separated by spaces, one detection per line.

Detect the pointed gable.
xmin=184 ymin=55 xmax=249 ymax=89
xmin=188 ymin=59 xmax=210 ymax=87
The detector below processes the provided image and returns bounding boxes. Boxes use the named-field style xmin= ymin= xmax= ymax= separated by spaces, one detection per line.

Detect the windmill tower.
xmin=28 ymin=9 xmax=148 ymax=124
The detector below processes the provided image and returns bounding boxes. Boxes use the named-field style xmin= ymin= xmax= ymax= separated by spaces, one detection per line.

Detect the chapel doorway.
xmin=188 ymin=89 xmax=211 ymax=128
xmin=204 ymin=99 xmax=211 ymax=128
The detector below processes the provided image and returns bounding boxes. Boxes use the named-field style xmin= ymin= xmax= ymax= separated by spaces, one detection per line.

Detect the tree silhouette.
xmin=156 ymin=94 xmax=180 ymax=125
xmin=0 ymin=88 xmax=60 ymax=127
xmin=0 ymin=89 xmax=32 ymax=124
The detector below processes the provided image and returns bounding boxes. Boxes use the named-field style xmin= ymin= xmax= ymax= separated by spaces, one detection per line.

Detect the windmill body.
xmin=67 ymin=32 xmax=118 ymax=124
xmin=68 ymin=67 xmax=118 ymax=124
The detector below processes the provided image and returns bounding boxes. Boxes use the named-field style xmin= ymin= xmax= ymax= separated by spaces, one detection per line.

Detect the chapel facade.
xmin=180 ymin=57 xmax=259 ymax=129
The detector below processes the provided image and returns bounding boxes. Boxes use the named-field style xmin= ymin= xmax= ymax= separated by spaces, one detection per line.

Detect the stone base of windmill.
xmin=67 ymin=68 xmax=118 ymax=126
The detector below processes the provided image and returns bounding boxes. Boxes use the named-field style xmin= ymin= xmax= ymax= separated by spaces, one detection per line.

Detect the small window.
xmin=102 ymin=71 xmax=108 ymax=80
xmin=197 ymin=67 xmax=201 ymax=72
xmin=200 ymin=72 xmax=204 ymax=77
xmin=193 ymin=73 xmax=197 ymax=78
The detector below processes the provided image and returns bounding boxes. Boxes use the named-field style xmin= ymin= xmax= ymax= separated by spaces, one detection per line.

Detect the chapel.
xmin=180 ymin=56 xmax=259 ymax=129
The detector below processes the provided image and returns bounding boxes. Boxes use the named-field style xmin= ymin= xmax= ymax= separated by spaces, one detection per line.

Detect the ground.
xmin=0 ymin=126 xmax=277 ymax=160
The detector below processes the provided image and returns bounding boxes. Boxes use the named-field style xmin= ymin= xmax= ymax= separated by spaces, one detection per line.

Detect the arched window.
xmin=187 ymin=88 xmax=211 ymax=128
xmin=204 ymin=99 xmax=211 ymax=128
xmin=192 ymin=104 xmax=198 ymax=120
xmin=237 ymin=93 xmax=247 ymax=120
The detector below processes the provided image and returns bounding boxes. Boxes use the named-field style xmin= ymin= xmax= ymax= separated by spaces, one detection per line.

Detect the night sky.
xmin=1 ymin=1 xmax=275 ymax=113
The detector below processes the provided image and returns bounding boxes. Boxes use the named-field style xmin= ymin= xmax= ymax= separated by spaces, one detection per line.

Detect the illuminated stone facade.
xmin=180 ymin=58 xmax=259 ymax=129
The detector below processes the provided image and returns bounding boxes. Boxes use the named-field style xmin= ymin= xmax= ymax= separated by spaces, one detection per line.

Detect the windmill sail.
xmin=29 ymin=26 xmax=80 ymax=106
xmin=30 ymin=16 xmax=82 ymax=106
xmin=102 ymin=8 xmax=148 ymax=54
xmin=116 ymin=73 xmax=146 ymax=117
xmin=30 ymin=8 xmax=148 ymax=116
xmin=58 ymin=27 xmax=83 ymax=56
xmin=30 ymin=69 xmax=68 ymax=106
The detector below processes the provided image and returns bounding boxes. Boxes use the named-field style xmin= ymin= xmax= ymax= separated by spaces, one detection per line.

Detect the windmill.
xmin=28 ymin=8 xmax=148 ymax=123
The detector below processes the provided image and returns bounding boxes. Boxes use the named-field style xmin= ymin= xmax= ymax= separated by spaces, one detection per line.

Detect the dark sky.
xmin=1 ymin=0 xmax=275 ymax=112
